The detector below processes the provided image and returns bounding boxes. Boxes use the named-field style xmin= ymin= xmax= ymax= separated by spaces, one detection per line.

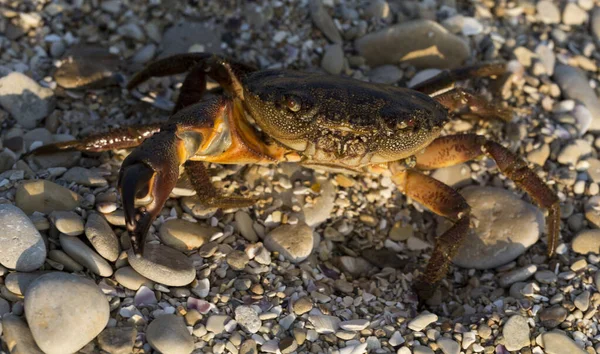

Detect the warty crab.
xmin=32 ymin=53 xmax=561 ymax=299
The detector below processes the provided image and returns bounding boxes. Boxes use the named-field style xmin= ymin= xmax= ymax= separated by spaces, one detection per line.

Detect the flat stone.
xmin=5 ymin=271 xmax=50 ymax=295
xmin=2 ymin=314 xmax=44 ymax=354
xmin=159 ymin=218 xmax=214 ymax=251
xmin=31 ymin=134 xmax=81 ymax=170
xmin=539 ymin=306 xmax=568 ymax=328
xmin=571 ymin=229 xmax=600 ymax=254
xmin=54 ymin=45 xmax=121 ymax=89
xmin=235 ymin=305 xmax=261 ymax=334
xmin=60 ymin=234 xmax=113 ymax=277
xmin=235 ymin=211 xmax=258 ymax=242
xmin=227 ymin=250 xmax=249 ymax=271
xmin=340 ymin=319 xmax=370 ymax=331
xmin=82 ymin=214 xmax=119 ymax=263
xmin=0 ymin=72 xmax=55 ymax=129
xmin=430 ymin=163 xmax=472 ymax=188
xmin=537 ymin=0 xmax=561 ymax=23
xmin=557 ymin=139 xmax=592 ymax=165
xmin=49 ymin=211 xmax=84 ymax=236
xmin=355 ymin=19 xmax=470 ymax=69
xmin=114 ymin=266 xmax=154 ymax=291
xmin=503 ymin=315 xmax=530 ymax=351
xmin=563 ymin=3 xmax=588 ymax=25
xmin=309 ymin=0 xmax=342 ymax=43
xmin=574 ymin=290 xmax=590 ymax=311
xmin=499 ymin=265 xmax=537 ymax=287
xmin=16 ymin=180 xmax=80 ymax=215
xmin=438 ymin=187 xmax=543 ymax=270
xmin=542 ymin=331 xmax=587 ymax=354
xmin=264 ymin=223 xmax=314 ymax=263
xmin=367 ymin=65 xmax=403 ymax=84
xmin=321 ymin=44 xmax=344 ymax=75
xmin=535 ymin=270 xmax=557 ymax=284
xmin=437 ymin=338 xmax=460 ymax=354
xmin=25 ymin=273 xmax=109 ymax=354
xmin=292 ymin=297 xmax=313 ymax=315
xmin=303 ymin=179 xmax=336 ymax=227
xmin=554 ymin=65 xmax=600 ymax=132
xmin=206 ymin=315 xmax=232 ymax=334
xmin=47 ymin=250 xmax=83 ymax=272
xmin=308 ymin=315 xmax=340 ymax=334
xmin=127 ymin=243 xmax=195 ymax=286
xmin=408 ymin=312 xmax=438 ymax=331
xmin=0 ymin=204 xmax=46 ymax=271
xmin=62 ymin=166 xmax=108 ymax=187
xmin=146 ymin=314 xmax=194 ymax=354
xmin=97 ymin=327 xmax=137 ymax=354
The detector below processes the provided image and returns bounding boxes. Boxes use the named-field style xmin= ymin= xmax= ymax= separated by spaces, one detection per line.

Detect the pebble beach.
xmin=1 ymin=0 xmax=600 ymax=353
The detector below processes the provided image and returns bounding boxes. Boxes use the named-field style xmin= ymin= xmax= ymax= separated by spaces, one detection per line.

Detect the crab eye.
xmin=285 ymin=96 xmax=301 ymax=112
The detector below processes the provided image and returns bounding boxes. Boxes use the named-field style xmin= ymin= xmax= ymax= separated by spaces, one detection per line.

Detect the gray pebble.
xmin=159 ymin=218 xmax=215 ymax=251
xmin=321 ymin=44 xmax=344 ymax=75
xmin=0 ymin=204 xmax=46 ymax=272
xmin=498 ymin=265 xmax=537 ymax=287
xmin=0 ymin=72 xmax=55 ymax=129
xmin=49 ymin=211 xmax=84 ymax=236
xmin=535 ymin=270 xmax=558 ymax=284
xmin=127 ymin=243 xmax=195 ymax=286
xmin=235 ymin=211 xmax=258 ymax=242
xmin=541 ymin=331 xmax=587 ymax=354
xmin=554 ymin=65 xmax=600 ymax=132
xmin=503 ymin=315 xmax=530 ymax=351
xmin=539 ymin=306 xmax=568 ymax=328
xmin=264 ymin=223 xmax=314 ymax=263
xmin=114 ymin=266 xmax=154 ymax=291
xmin=5 ymin=271 xmax=50 ymax=296
xmin=235 ymin=305 xmax=262 ymax=334
xmin=16 ymin=180 xmax=80 ymax=215
xmin=2 ymin=314 xmax=44 ymax=354
xmin=62 ymin=166 xmax=108 ymax=187
xmin=60 ymin=234 xmax=113 ymax=277
xmin=97 ymin=326 xmax=137 ymax=354
xmin=309 ymin=0 xmax=342 ymax=43
xmin=85 ymin=213 xmax=120 ymax=262
xmin=47 ymin=250 xmax=83 ymax=272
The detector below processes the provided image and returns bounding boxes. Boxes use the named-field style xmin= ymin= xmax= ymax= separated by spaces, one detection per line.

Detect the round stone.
xmin=159 ymin=218 xmax=215 ymax=251
xmin=264 ymin=223 xmax=314 ymax=263
xmin=502 ymin=315 xmax=530 ymax=351
xmin=146 ymin=314 xmax=194 ymax=354
xmin=235 ymin=305 xmax=261 ymax=334
xmin=321 ymin=44 xmax=344 ymax=75
xmin=0 ymin=72 xmax=55 ymax=129
xmin=114 ymin=266 xmax=154 ymax=291
xmin=0 ymin=204 xmax=46 ymax=271
xmin=5 ymin=271 xmax=50 ymax=296
xmin=537 ymin=0 xmax=561 ymax=23
xmin=571 ymin=229 xmax=600 ymax=254
xmin=542 ymin=331 xmax=587 ymax=354
xmin=59 ymin=234 xmax=113 ymax=277
xmin=24 ymin=272 xmax=109 ymax=354
xmin=49 ymin=211 xmax=84 ymax=236
xmin=85 ymin=213 xmax=120 ymax=261
xmin=293 ymin=297 xmax=313 ymax=315
xmin=438 ymin=186 xmax=544 ymax=270
xmin=16 ymin=180 xmax=80 ymax=215
xmin=539 ymin=306 xmax=568 ymax=328
xmin=2 ymin=314 xmax=44 ymax=353
xmin=127 ymin=244 xmax=196 ymax=287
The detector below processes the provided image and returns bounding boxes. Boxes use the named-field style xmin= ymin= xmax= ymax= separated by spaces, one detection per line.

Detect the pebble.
xmin=235 ymin=211 xmax=258 ymax=242
xmin=592 ymin=8 xmax=600 ymax=42
xmin=49 ymin=211 xmax=84 ymax=236
xmin=235 ymin=305 xmax=262 ymax=334
xmin=414 ymin=347 xmax=435 ymax=354
xmin=535 ymin=45 xmax=555 ymax=76
xmin=2 ymin=314 xmax=44 ymax=354
xmin=439 ymin=187 xmax=543 ymax=270
xmin=0 ymin=204 xmax=46 ymax=272
xmin=541 ymin=331 xmax=587 ymax=354
xmin=279 ymin=337 xmax=298 ymax=354
xmin=62 ymin=167 xmax=108 ymax=187
xmin=239 ymin=339 xmax=258 ymax=354
xmin=304 ymin=179 xmax=336 ymax=227
xmin=160 ymin=21 xmax=222 ymax=58
xmin=5 ymin=271 xmax=49 ymax=295
xmin=227 ymin=250 xmax=250 ymax=271
xmin=367 ymin=65 xmax=403 ymax=84
xmin=206 ymin=315 xmax=232 ymax=334
xmin=293 ymin=297 xmax=313 ymax=315
xmin=309 ymin=0 xmax=342 ymax=43
xmin=114 ymin=266 xmax=154 ymax=291
xmin=97 ymin=326 xmax=137 ymax=354
xmin=25 ymin=272 xmax=109 ymax=354
xmin=498 ymin=265 xmax=537 ymax=287
xmin=502 ymin=315 xmax=530 ymax=351
xmin=54 ymin=45 xmax=121 ymax=89
xmin=132 ymin=43 xmax=157 ymax=64
xmin=557 ymin=139 xmax=592 ymax=165
xmin=537 ymin=1 xmax=561 ymax=23
xmin=430 ymin=164 xmax=472 ymax=188
xmin=0 ymin=297 xmax=10 ymax=316
xmin=127 ymin=243 xmax=195 ymax=286
xmin=574 ymin=290 xmax=590 ymax=311
xmin=408 ymin=312 xmax=438 ymax=331
xmin=321 ymin=44 xmax=344 ymax=75
xmin=586 ymin=158 xmax=600 ymax=183
xmin=308 ymin=315 xmax=340 ymax=334
xmin=61 ymin=231 xmax=113 ymax=274
xmin=0 ymin=72 xmax=55 ymax=129
xmin=47 ymin=250 xmax=83 ymax=272
xmin=146 ymin=314 xmax=194 ymax=354
xmin=16 ymin=180 xmax=80 ymax=215
xmin=84 ymin=213 xmax=120 ymax=262
xmin=340 ymin=319 xmax=370 ymax=331
xmin=527 ymin=144 xmax=551 ymax=166
xmin=571 ymin=229 xmax=600 ymax=254
xmin=355 ymin=19 xmax=470 ymax=68
xmin=437 ymin=338 xmax=460 ymax=354
xmin=264 ymin=223 xmax=314 ymax=263
xmin=159 ymin=219 xmax=214 ymax=251
xmin=554 ymin=65 xmax=600 ymax=131
xmin=539 ymin=306 xmax=568 ymax=328
xmin=563 ymin=3 xmax=588 ymax=26
xmin=535 ymin=270 xmax=557 ymax=284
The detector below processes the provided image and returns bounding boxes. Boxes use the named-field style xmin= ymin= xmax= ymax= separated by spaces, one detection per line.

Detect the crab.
xmin=32 ymin=53 xmax=560 ymax=299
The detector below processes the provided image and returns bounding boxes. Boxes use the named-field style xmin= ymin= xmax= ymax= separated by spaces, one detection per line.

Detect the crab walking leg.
xmin=184 ymin=161 xmax=257 ymax=209
xmin=432 ymin=87 xmax=513 ymax=122
xmin=28 ymin=123 xmax=162 ymax=155
xmin=391 ymin=168 xmax=471 ymax=299
xmin=411 ymin=62 xmax=506 ymax=95
xmin=414 ymin=134 xmax=560 ymax=257
xmin=173 ymin=65 xmax=208 ymax=114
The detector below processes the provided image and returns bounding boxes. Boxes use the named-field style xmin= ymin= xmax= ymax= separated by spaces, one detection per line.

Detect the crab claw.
xmin=118 ymin=129 xmax=184 ymax=256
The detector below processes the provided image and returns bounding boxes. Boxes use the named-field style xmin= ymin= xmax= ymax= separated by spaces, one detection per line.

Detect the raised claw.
xmin=119 ymin=163 xmax=155 ymax=255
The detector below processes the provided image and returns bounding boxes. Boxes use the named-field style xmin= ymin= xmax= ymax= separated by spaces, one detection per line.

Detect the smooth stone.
xmin=235 ymin=305 xmax=261 ymax=334
xmin=146 ymin=314 xmax=194 ymax=354
xmin=49 ymin=211 xmax=84 ymax=236
xmin=54 ymin=45 xmax=121 ymax=89
xmin=226 ymin=250 xmax=249 ymax=271
xmin=160 ymin=21 xmax=222 ymax=58
xmin=114 ymin=266 xmax=154 ymax=291
xmin=16 ymin=180 xmax=80 ymax=215
xmin=59 ymin=234 xmax=113 ymax=277
xmin=264 ymin=223 xmax=314 ymax=263
xmin=554 ymin=65 xmax=600 ymax=132
xmin=563 ymin=3 xmax=588 ymax=25
xmin=0 ymin=297 xmax=10 ymax=316
xmin=5 ymin=271 xmax=49 ymax=295
xmin=503 ymin=315 xmax=530 ymax=351
xmin=527 ymin=143 xmax=550 ymax=166
xmin=592 ymin=7 xmax=600 ymax=42
xmin=0 ymin=204 xmax=46 ymax=271
xmin=304 ymin=179 xmax=336 ymax=227
xmin=537 ymin=0 xmax=561 ymax=23
xmin=308 ymin=315 xmax=341 ymax=334
xmin=97 ymin=327 xmax=137 ymax=354
xmin=437 ymin=338 xmax=459 ymax=354
xmin=574 ymin=290 xmax=590 ymax=311
xmin=85 ymin=213 xmax=120 ymax=261
xmin=535 ymin=270 xmax=557 ymax=284
xmin=206 ymin=315 xmax=231 ymax=334
xmin=127 ymin=244 xmax=195 ymax=286
xmin=438 ymin=187 xmax=543 ymax=270
xmin=235 ymin=211 xmax=258 ymax=242
xmin=25 ymin=273 xmax=110 ymax=354
xmin=30 ymin=134 xmax=81 ymax=169
xmin=335 ymin=255 xmax=375 ymax=276
xmin=321 ymin=44 xmax=344 ymax=75
xmin=2 ymin=314 xmax=44 ymax=354
xmin=430 ymin=163 xmax=471 ymax=188
xmin=0 ymin=72 xmax=55 ymax=129
xmin=535 ymin=45 xmax=555 ymax=76
xmin=132 ymin=44 xmax=157 ymax=64
xmin=62 ymin=166 xmax=108 ymax=187
xmin=355 ymin=19 xmax=470 ymax=69
xmin=542 ymin=331 xmax=587 ymax=354
xmin=368 ymin=65 xmax=403 ymax=84
xmin=539 ymin=306 xmax=568 ymax=328
xmin=498 ymin=265 xmax=537 ymax=287
xmin=47 ymin=250 xmax=83 ymax=272
xmin=408 ymin=312 xmax=438 ymax=331
xmin=571 ymin=229 xmax=600 ymax=254
xmin=557 ymin=139 xmax=592 ymax=165
xmin=340 ymin=319 xmax=370 ymax=331
xmin=159 ymin=218 xmax=214 ymax=251
xmin=309 ymin=0 xmax=342 ymax=43
xmin=586 ymin=158 xmax=600 ymax=183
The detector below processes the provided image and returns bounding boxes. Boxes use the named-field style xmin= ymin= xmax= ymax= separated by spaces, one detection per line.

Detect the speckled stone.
xmin=0 ymin=204 xmax=46 ymax=272
xmin=502 ymin=315 xmax=530 ymax=351
xmin=85 ymin=213 xmax=120 ymax=262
